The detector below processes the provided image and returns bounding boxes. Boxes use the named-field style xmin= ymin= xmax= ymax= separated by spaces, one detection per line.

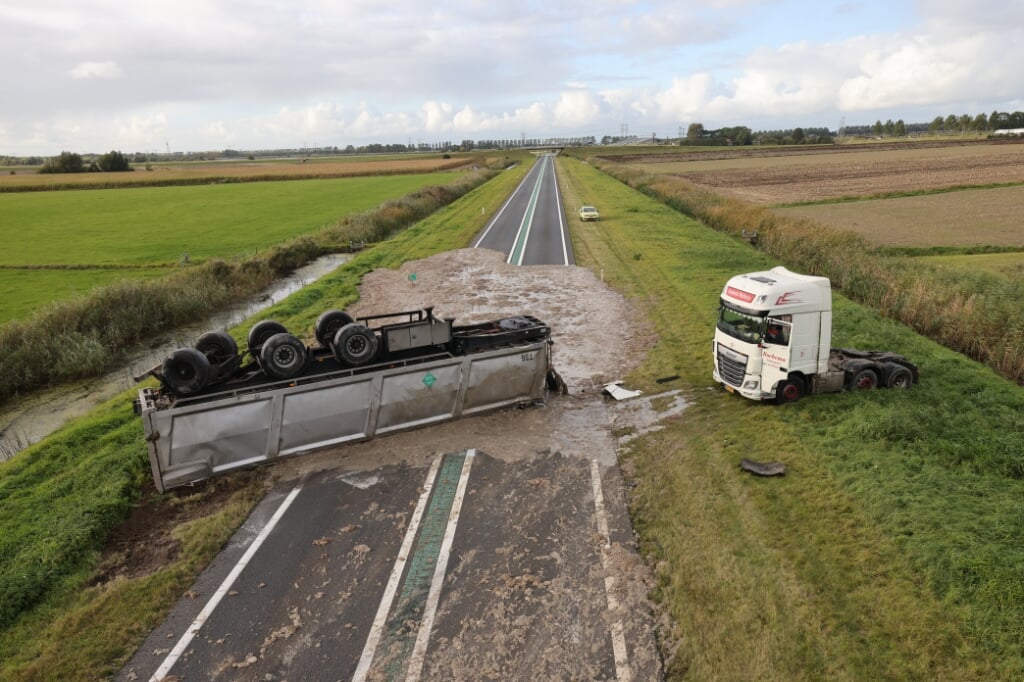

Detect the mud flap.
xmin=739 ymin=458 xmax=786 ymax=476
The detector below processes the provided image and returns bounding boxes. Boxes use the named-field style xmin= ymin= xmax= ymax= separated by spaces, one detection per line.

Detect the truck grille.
xmin=717 ymin=345 xmax=748 ymax=386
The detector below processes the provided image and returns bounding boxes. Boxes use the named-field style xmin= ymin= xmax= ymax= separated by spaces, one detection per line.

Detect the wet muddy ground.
xmin=121 ymin=248 xmax=680 ymax=681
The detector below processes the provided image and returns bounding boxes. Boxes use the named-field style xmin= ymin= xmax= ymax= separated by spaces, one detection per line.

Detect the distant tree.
xmin=96 ymin=150 xmax=132 ymax=172
xmin=871 ymin=120 xmax=883 ymax=135
xmin=973 ymin=112 xmax=988 ymax=131
xmin=883 ymin=119 xmax=895 ymax=136
xmin=792 ymin=127 xmax=805 ymax=143
xmin=957 ymin=114 xmax=972 ymax=133
xmin=686 ymin=122 xmax=704 ymax=142
xmin=928 ymin=116 xmax=944 ymax=133
xmin=38 ymin=151 xmax=85 ymax=174
xmin=894 ymin=119 xmax=906 ymax=136
xmin=943 ymin=114 xmax=958 ymax=132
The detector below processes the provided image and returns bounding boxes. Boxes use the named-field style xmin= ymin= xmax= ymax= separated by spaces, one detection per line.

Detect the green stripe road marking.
xmin=381 ymin=451 xmax=470 ymax=679
xmin=508 ymin=159 xmax=546 ymax=265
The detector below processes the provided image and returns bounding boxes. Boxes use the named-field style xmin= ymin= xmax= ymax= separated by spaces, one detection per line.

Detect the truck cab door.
xmin=760 ymin=318 xmax=792 ymax=393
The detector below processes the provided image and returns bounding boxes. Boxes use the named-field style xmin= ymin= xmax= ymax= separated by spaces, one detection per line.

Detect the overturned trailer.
xmin=136 ymin=307 xmax=555 ymax=492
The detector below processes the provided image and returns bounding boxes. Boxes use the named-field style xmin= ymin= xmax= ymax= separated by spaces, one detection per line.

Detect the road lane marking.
xmin=473 ymin=160 xmax=542 ymax=248
xmin=590 ymin=459 xmax=632 ymax=682
xmin=353 ymin=454 xmax=445 ymax=682
xmin=507 ymin=157 xmax=546 ymax=265
xmin=149 ymin=485 xmax=303 ymax=682
xmin=550 ymin=158 xmax=571 ymax=265
xmin=406 ymin=449 xmax=476 ymax=682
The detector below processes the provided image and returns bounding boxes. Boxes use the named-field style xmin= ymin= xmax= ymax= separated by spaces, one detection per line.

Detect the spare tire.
xmin=247 ymin=320 xmax=287 ymax=355
xmin=162 ymin=348 xmax=211 ymax=395
xmin=260 ymin=333 xmax=308 ymax=380
xmin=333 ymin=323 xmax=379 ymax=366
xmin=315 ymin=309 xmax=355 ymax=347
xmin=195 ymin=331 xmax=238 ymax=364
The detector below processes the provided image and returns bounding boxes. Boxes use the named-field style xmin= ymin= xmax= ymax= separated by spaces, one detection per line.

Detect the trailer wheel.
xmin=260 ymin=333 xmax=307 ymax=379
xmin=774 ymin=376 xmax=805 ymax=404
xmin=333 ymin=323 xmax=379 ymax=366
xmin=195 ymin=331 xmax=238 ymax=364
xmin=887 ymin=366 xmax=913 ymax=389
xmin=162 ymin=348 xmax=211 ymax=395
xmin=315 ymin=309 xmax=354 ymax=347
xmin=850 ymin=368 xmax=878 ymax=391
xmin=247 ymin=320 xmax=288 ymax=354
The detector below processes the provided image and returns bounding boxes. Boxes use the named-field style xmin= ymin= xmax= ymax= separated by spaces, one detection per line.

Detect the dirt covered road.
xmin=123 ymin=248 xmax=674 ymax=681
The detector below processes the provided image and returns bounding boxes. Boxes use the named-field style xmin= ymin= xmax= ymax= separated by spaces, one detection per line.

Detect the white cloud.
xmin=70 ymin=61 xmax=122 ymax=79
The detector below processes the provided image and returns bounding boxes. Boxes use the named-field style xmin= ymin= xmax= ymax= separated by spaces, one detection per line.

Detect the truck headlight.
xmin=744 ymin=380 xmax=759 ymax=390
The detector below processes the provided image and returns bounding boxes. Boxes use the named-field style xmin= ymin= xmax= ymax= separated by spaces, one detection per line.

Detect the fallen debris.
xmin=739 ymin=458 xmax=786 ymax=476
xmin=603 ymin=381 xmax=643 ymax=401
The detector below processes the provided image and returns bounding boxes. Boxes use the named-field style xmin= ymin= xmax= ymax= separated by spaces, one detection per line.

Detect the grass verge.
xmin=0 ymin=157 xmax=534 ymax=680
xmin=559 ymin=155 xmax=1023 ymax=679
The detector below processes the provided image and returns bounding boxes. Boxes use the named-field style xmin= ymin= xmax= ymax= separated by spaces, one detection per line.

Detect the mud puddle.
xmin=0 ymin=254 xmax=351 ymax=460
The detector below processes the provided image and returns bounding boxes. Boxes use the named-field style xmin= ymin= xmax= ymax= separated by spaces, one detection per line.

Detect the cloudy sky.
xmin=2 ymin=0 xmax=1023 ymax=155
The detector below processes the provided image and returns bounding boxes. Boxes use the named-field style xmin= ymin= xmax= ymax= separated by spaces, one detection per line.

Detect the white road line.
xmin=405 ymin=449 xmax=476 ymax=682
xmin=149 ymin=485 xmax=303 ymax=682
xmin=352 ymin=454 xmax=445 ymax=682
xmin=590 ymin=459 xmax=632 ymax=682
xmin=472 ymin=161 xmax=539 ymax=248
xmin=551 ymin=157 xmax=570 ymax=265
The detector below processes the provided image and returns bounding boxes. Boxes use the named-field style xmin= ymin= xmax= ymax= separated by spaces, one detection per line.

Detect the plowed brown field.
xmin=624 ymin=140 xmax=1024 ymax=205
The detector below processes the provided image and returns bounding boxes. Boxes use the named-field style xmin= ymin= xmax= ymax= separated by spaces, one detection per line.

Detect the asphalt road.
xmin=121 ymin=440 xmax=662 ymax=681
xmin=472 ymin=154 xmax=575 ymax=266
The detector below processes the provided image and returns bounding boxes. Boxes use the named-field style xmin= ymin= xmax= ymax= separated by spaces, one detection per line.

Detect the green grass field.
xmin=0 ymin=268 xmax=175 ymax=324
xmin=0 ymin=172 xmax=458 ymax=322
xmin=920 ymin=251 xmax=1024 ymax=278
xmin=0 ymin=173 xmax=459 ymax=266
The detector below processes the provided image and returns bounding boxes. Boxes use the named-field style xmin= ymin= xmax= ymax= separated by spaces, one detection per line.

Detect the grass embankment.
xmin=584 ymin=157 xmax=1024 ymax=386
xmin=559 ymin=156 xmax=1024 ymax=679
xmin=0 ymin=168 xmax=502 ymax=407
xmin=0 ymin=158 xmax=533 ymax=680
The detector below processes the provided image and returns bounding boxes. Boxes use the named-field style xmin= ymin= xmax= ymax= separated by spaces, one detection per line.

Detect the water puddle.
xmin=0 ymin=254 xmax=351 ymax=461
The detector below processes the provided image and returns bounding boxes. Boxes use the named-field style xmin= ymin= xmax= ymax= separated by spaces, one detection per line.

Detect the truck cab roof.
xmin=721 ymin=266 xmax=831 ymax=315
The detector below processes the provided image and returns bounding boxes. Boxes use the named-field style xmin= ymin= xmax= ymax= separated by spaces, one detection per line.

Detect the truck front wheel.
xmin=850 ymin=368 xmax=878 ymax=390
xmin=774 ymin=376 xmax=805 ymax=404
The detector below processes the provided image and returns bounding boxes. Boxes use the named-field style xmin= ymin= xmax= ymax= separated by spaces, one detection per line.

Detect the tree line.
xmin=37 ymin=150 xmax=133 ymax=174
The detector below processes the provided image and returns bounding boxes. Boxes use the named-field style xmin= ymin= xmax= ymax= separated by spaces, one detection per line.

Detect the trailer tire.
xmin=260 ymin=333 xmax=307 ymax=379
xmin=774 ymin=376 xmax=805 ymax=404
xmin=850 ymin=368 xmax=878 ymax=391
xmin=162 ymin=348 xmax=211 ymax=395
xmin=195 ymin=331 xmax=238 ymax=364
xmin=887 ymin=366 xmax=913 ymax=389
xmin=315 ymin=310 xmax=355 ymax=347
xmin=247 ymin=320 xmax=288 ymax=354
xmin=333 ymin=323 xmax=378 ymax=366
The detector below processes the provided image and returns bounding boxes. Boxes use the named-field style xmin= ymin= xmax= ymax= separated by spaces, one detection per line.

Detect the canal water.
xmin=0 ymin=254 xmax=351 ymax=461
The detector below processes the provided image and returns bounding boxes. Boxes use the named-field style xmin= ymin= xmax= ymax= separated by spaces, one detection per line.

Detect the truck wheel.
xmin=260 ymin=333 xmax=307 ymax=379
xmin=887 ymin=366 xmax=913 ymax=389
xmin=195 ymin=331 xmax=238 ymax=364
xmin=850 ymin=368 xmax=878 ymax=391
xmin=247 ymin=320 xmax=287 ymax=354
xmin=774 ymin=377 xmax=805 ymax=404
xmin=315 ymin=309 xmax=354 ymax=347
xmin=333 ymin=323 xmax=379 ymax=366
xmin=162 ymin=348 xmax=211 ymax=395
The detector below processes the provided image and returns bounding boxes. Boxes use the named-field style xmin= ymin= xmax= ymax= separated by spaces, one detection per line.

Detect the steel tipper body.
xmin=712 ymin=266 xmax=918 ymax=403
xmin=137 ymin=309 xmax=555 ymax=492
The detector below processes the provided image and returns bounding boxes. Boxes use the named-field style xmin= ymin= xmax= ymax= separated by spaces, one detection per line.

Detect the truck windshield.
xmin=717 ymin=305 xmax=764 ymax=343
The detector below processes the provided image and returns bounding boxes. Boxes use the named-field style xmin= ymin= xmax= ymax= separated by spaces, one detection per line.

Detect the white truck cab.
xmin=713 ymin=266 xmax=918 ymax=403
